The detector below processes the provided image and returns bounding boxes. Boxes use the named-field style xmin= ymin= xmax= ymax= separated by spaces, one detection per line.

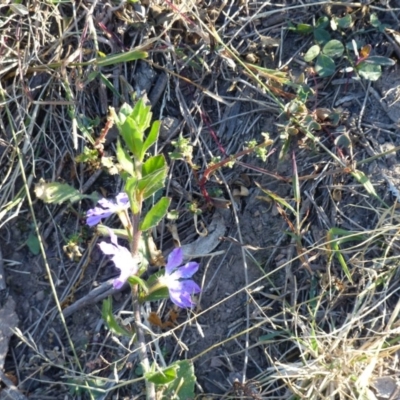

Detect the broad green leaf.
xmin=139 ymin=197 xmax=171 ymax=231
xmin=27 ymin=232 xmax=40 ymax=255
xmin=304 ymin=45 xmax=320 ymax=62
xmin=364 ymin=56 xmax=396 ymax=67
xmin=125 ymin=176 xmax=140 ymax=214
xmin=160 ymin=360 xmax=196 ymax=399
xmin=357 ymin=62 xmax=381 ymax=81
xmin=316 ymin=16 xmax=329 ymax=30
xmin=34 ymin=180 xmax=99 ymax=204
xmin=141 ymin=280 xmax=169 ymax=303
xmin=143 ymin=154 xmax=166 ymax=176
xmin=142 ymin=120 xmax=161 ymax=157
xmin=337 ymin=14 xmax=353 ymax=29
xmin=119 ymin=116 xmax=144 ymax=160
xmin=315 ymin=54 xmax=335 ymax=77
xmin=314 ymin=28 xmax=331 ymax=44
xmin=116 ymin=139 xmax=135 ymax=176
xmin=322 ymin=39 xmax=344 ymax=58
xmin=102 ymin=297 xmax=133 ymax=336
xmin=334 ymin=133 xmax=352 ymax=148
xmin=145 ymin=365 xmax=178 ymax=385
xmin=139 ymin=155 xmax=167 ymax=199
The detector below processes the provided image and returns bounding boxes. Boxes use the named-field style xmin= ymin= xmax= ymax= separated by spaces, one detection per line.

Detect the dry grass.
xmin=2 ymin=0 xmax=400 ymax=399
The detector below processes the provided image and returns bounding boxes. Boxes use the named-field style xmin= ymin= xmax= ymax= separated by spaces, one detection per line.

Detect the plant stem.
xmin=130 ymin=212 xmax=155 ymax=399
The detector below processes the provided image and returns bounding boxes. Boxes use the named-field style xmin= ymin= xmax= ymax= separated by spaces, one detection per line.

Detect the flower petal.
xmin=169 ymin=289 xmax=194 ymax=308
xmin=179 ymin=279 xmax=201 ymax=295
xmin=116 ymin=192 xmax=129 ymax=207
xmin=98 ymin=241 xmax=117 ymax=255
xmin=171 ymin=262 xmax=199 ymax=279
xmin=166 ymin=248 xmax=183 ymax=274
xmin=97 ymin=197 xmax=115 ymax=210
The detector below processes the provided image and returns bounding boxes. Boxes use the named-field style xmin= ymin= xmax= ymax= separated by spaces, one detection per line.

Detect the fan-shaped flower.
xmin=162 ymin=247 xmax=201 ymax=308
xmin=98 ymin=229 xmax=139 ymax=289
xmin=86 ymin=192 xmax=129 ymax=227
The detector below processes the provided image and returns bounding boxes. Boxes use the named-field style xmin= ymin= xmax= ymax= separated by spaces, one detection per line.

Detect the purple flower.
xmin=86 ymin=193 xmax=129 ymax=227
xmin=98 ymin=229 xmax=139 ymax=289
xmin=162 ymin=248 xmax=201 ymax=308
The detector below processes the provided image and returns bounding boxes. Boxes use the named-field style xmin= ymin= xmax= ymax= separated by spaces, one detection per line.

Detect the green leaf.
xmin=116 ymin=139 xmax=135 ymax=176
xmin=295 ymin=23 xmax=313 ymax=35
xmin=34 ymin=180 xmax=99 ymax=204
xmin=143 ymin=154 xmax=166 ymax=176
xmin=316 ymin=16 xmax=329 ymax=30
xmin=119 ymin=116 xmax=144 ymax=160
xmin=127 ymin=275 xmax=149 ymax=292
xmin=315 ymin=54 xmax=336 ymax=77
xmin=337 ymin=14 xmax=353 ymax=29
xmin=27 ymin=232 xmax=40 ymax=255
xmin=80 ymin=50 xmax=147 ymax=67
xmin=125 ymin=176 xmax=140 ymax=214
xmin=314 ymin=28 xmax=331 ymax=44
xmin=142 ymin=120 xmax=161 ymax=156
xmin=255 ymin=182 xmax=296 ymax=214
xmin=139 ymin=197 xmax=171 ymax=231
xmin=364 ymin=56 xmax=396 ymax=67
xmin=357 ymin=62 xmax=381 ymax=81
xmin=351 ymin=169 xmax=379 ymax=199
xmin=304 ymin=45 xmax=320 ymax=62
xmin=145 ymin=365 xmax=178 ymax=385
xmin=132 ymin=99 xmax=152 ymax=131
xmin=139 ymin=155 xmax=167 ymax=199
xmin=102 ymin=297 xmax=133 ymax=337
xmin=159 ymin=360 xmax=196 ymax=399
xmin=322 ymin=39 xmax=344 ymax=58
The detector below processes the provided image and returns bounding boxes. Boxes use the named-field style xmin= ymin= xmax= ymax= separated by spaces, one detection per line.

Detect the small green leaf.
xmin=125 ymin=176 xmax=140 ymax=214
xmin=139 ymin=155 xmax=168 ymax=199
xmin=322 ymin=39 xmax=344 ymax=58
xmin=295 ymin=23 xmax=313 ymax=34
xmin=34 ymin=180 xmax=99 ymax=204
xmin=255 ymin=182 xmax=296 ymax=214
xmin=127 ymin=276 xmax=149 ymax=292
xmin=316 ymin=16 xmax=329 ymax=30
xmin=315 ymin=54 xmax=336 ymax=77
xmin=139 ymin=197 xmax=171 ymax=231
xmin=357 ymin=62 xmax=381 ymax=81
xmin=132 ymin=99 xmax=152 ymax=136
xmin=335 ymin=133 xmax=352 ymax=148
xmin=304 ymin=45 xmax=320 ymax=62
xmin=159 ymin=360 xmax=196 ymax=399
xmin=27 ymin=232 xmax=40 ymax=255
xmin=119 ymin=116 xmax=144 ymax=160
xmin=142 ymin=120 xmax=160 ymax=156
xmin=314 ymin=28 xmax=331 ymax=45
xmin=351 ymin=169 xmax=379 ymax=199
xmin=364 ymin=56 xmax=396 ymax=67
xmin=116 ymin=139 xmax=135 ymax=176
xmin=145 ymin=365 xmax=178 ymax=385
xmin=102 ymin=297 xmax=133 ymax=336
xmin=337 ymin=14 xmax=353 ymax=29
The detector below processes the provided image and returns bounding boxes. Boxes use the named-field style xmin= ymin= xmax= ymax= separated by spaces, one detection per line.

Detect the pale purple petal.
xmin=166 ymin=248 xmax=183 ymax=274
xmin=169 ymin=289 xmax=194 ymax=308
xmin=180 ymin=279 xmax=201 ymax=295
xmin=98 ymin=241 xmax=117 ymax=255
xmin=86 ymin=193 xmax=129 ymax=227
xmin=116 ymin=192 xmax=129 ymax=207
xmin=98 ymin=231 xmax=138 ymax=290
xmin=170 ymin=262 xmax=199 ymax=279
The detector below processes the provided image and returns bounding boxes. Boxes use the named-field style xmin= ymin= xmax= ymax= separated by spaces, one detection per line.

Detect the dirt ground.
xmin=2 ymin=1 xmax=400 ymax=399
